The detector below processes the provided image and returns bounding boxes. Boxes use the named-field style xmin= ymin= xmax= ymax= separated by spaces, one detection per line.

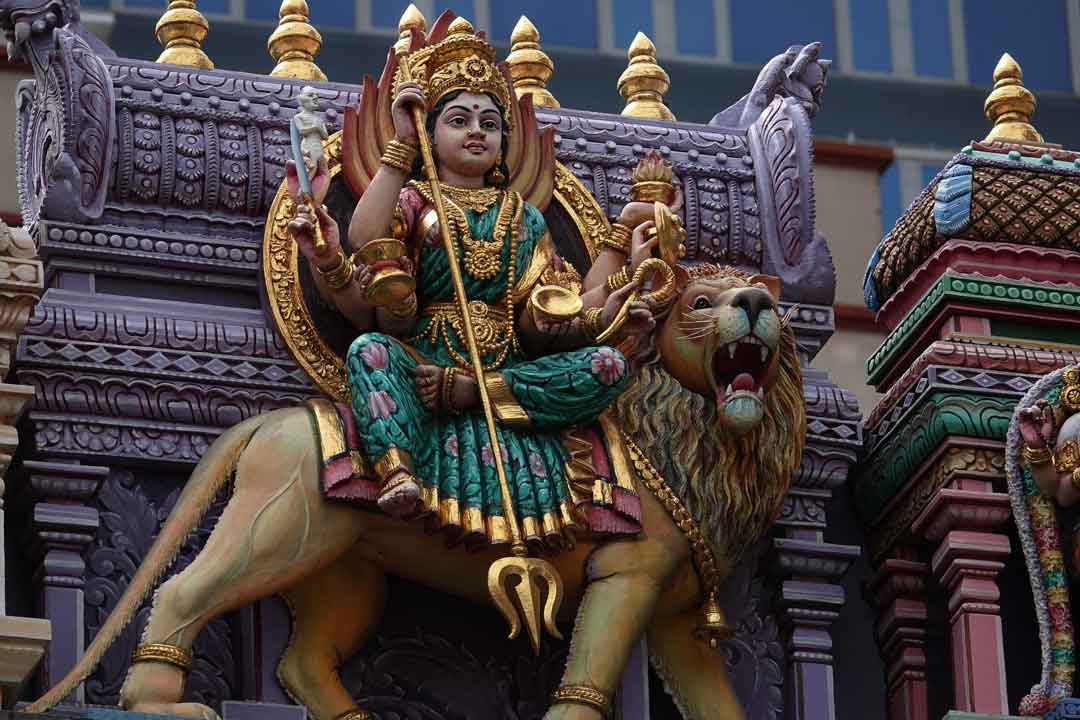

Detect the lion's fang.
xmin=761 ymin=347 xmax=768 ymax=362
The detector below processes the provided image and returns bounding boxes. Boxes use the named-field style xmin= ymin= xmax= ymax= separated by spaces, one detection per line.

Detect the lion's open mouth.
xmin=710 ymin=335 xmax=771 ymax=407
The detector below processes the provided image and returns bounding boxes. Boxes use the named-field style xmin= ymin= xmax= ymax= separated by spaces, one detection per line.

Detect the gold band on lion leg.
xmin=132 ymin=643 xmax=193 ymax=673
xmin=551 ymin=684 xmax=613 ymax=718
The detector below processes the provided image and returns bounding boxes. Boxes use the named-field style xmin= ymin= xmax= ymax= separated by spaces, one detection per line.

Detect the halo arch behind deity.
xmin=262 ymin=131 xmax=611 ymax=402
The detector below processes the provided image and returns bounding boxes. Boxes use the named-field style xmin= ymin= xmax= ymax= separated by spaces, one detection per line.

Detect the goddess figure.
xmin=285 ymin=16 xmax=663 ymax=540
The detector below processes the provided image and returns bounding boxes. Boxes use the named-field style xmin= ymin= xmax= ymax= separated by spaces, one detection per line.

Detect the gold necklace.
xmin=410 ymin=181 xmax=511 ymax=281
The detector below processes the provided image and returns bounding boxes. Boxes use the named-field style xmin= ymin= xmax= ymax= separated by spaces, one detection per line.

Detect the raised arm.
xmin=347 ymin=81 xmax=425 ymax=250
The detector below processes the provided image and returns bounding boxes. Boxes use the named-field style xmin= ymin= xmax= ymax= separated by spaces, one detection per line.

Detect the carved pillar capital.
xmin=0 ymin=221 xmax=44 ymax=381
xmin=770 ymin=536 xmax=859 ymax=720
xmin=867 ymin=549 xmax=931 ymax=720
xmin=20 ymin=459 xmax=108 ymax=701
xmin=913 ymin=487 xmax=1012 ymax=716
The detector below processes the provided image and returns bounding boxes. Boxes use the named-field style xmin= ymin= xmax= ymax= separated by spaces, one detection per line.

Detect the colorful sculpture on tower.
xmin=22 ymin=7 xmax=810 ymax=720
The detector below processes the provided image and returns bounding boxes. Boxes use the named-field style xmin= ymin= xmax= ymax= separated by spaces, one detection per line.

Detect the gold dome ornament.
xmin=983 ymin=52 xmax=1043 ymax=144
xmin=397 ymin=3 xmax=428 ymax=45
xmin=506 ymin=16 xmax=559 ymax=108
xmin=618 ymin=32 xmax=675 ymax=121
xmin=154 ymin=0 xmax=213 ymax=69
xmin=268 ymin=0 xmax=327 ymax=81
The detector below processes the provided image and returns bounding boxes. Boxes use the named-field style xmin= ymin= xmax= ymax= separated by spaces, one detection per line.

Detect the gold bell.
xmin=694 ymin=593 xmax=733 ymax=649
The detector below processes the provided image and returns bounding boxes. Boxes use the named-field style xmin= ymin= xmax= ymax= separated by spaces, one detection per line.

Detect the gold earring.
xmin=487 ymin=151 xmax=505 ymax=185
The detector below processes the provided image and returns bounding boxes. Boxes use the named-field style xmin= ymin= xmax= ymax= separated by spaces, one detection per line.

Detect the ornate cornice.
xmin=867 ymin=272 xmax=1080 ymax=386
xmin=855 ymin=393 xmax=1013 ymax=522
xmin=878 ymin=240 xmax=1080 ymax=331
xmin=866 ymin=442 xmax=1005 ymax=560
xmin=866 ymin=338 xmax=1080 ymax=430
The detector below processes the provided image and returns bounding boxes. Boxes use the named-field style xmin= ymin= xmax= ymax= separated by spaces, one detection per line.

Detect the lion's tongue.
xmin=732 ymin=372 xmax=756 ymax=392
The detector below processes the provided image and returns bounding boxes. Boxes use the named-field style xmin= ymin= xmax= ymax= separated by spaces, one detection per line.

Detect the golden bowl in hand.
xmin=354 ymin=238 xmax=416 ymax=307
xmin=530 ymin=284 xmax=583 ymax=322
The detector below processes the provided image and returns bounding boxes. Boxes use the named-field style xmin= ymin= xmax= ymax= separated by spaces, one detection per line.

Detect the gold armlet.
xmin=606 ymin=267 xmax=630 ymax=293
xmin=380 ymin=139 xmax=417 ymax=174
xmin=1022 ymin=444 xmax=1054 ymax=467
xmin=600 ymin=223 xmax=632 ymax=255
xmin=132 ymin=643 xmax=193 ymax=673
xmin=552 ymin=685 xmax=612 ymax=718
xmin=583 ymin=307 xmax=605 ymax=342
xmin=386 ymin=292 xmax=418 ymax=319
xmin=1070 ymin=468 xmax=1080 ymax=492
xmin=1055 ymin=439 xmax=1080 ymax=471
xmin=317 ymin=250 xmax=355 ymax=291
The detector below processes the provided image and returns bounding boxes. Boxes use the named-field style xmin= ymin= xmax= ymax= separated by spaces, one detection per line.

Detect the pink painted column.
xmin=912 ymin=481 xmax=1012 ymax=715
xmin=868 ymin=547 xmax=930 ymax=720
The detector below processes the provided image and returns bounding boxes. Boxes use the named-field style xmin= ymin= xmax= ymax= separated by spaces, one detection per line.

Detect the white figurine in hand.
xmin=293 ymin=85 xmax=328 ymax=176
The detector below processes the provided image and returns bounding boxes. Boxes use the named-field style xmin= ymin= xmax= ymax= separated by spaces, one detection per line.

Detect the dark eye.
xmin=482 ymin=121 xmax=498 ymax=131
xmin=448 ymin=116 xmax=465 ymax=127
xmin=693 ymin=297 xmax=710 ymax=310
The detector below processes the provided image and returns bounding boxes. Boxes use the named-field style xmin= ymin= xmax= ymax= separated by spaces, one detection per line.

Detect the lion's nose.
xmin=733 ymin=287 xmax=776 ymax=326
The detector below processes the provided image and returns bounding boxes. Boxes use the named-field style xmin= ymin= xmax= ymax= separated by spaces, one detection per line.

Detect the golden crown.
xmin=400 ymin=16 xmax=512 ymax=122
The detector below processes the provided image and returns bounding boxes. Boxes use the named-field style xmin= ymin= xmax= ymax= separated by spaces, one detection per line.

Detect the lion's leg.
xmin=647 ymin=607 xmax=745 ymax=720
xmin=545 ymin=539 xmax=678 ymax=720
xmin=278 ymin=551 xmax=387 ymax=720
xmin=122 ymin=414 xmax=366 ymax=718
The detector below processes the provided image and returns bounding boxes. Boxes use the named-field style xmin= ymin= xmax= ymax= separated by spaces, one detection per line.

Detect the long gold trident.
xmin=394 ymin=7 xmax=563 ymax=654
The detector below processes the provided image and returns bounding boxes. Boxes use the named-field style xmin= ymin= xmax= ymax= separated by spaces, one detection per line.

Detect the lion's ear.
xmin=748 ymin=274 xmax=782 ymax=301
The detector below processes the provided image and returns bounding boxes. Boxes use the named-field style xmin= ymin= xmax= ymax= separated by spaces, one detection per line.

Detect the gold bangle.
xmin=1022 ymin=443 xmax=1054 ymax=467
xmin=583 ymin=307 xmax=605 ymax=342
xmin=316 ymin=249 xmax=355 ymax=290
xmin=601 ymin=223 xmax=632 ymax=255
xmin=551 ymin=685 xmax=612 ymax=718
xmin=442 ymin=367 xmax=460 ymax=414
xmin=132 ymin=643 xmax=193 ymax=673
xmin=381 ymin=138 xmax=417 ymax=173
xmin=606 ymin=267 xmax=630 ymax=293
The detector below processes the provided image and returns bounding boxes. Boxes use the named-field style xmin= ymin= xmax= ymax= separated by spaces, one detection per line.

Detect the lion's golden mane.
xmin=616 ymin=324 xmax=805 ymax=574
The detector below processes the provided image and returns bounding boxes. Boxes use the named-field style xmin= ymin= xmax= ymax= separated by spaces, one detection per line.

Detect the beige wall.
xmin=814 ymin=163 xmax=884 ymax=307
xmin=0 ymin=69 xmax=30 ymax=218
xmin=811 ymin=161 xmax=890 ymax=417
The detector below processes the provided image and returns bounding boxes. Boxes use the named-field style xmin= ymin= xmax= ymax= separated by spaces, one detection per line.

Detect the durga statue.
xmin=287 ymin=13 xmax=663 ymax=528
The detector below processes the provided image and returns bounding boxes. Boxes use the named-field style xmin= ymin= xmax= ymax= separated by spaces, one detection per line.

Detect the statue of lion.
xmin=28 ymin=269 xmax=804 ymax=720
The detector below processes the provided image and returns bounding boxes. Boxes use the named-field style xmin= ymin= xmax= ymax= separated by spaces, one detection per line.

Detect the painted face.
xmin=432 ymin=92 xmax=503 ymax=181
xmin=298 ymin=88 xmax=319 ymax=111
xmin=658 ymin=273 xmax=783 ymax=435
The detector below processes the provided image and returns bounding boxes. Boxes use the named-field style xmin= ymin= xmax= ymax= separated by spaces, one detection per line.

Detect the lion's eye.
xmin=693 ymin=297 xmax=711 ymax=310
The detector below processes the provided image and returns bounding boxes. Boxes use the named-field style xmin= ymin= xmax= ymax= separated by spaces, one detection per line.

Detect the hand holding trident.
xmin=393 ymin=19 xmax=564 ymax=654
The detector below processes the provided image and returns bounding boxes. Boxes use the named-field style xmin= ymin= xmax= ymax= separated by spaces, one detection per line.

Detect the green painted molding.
xmin=866 ymin=272 xmax=1080 ymax=385
xmin=855 ymin=392 xmax=1014 ymax=523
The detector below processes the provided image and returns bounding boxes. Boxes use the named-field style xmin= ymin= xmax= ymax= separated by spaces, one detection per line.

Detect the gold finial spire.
xmin=983 ymin=52 xmax=1043 ymax=144
xmin=155 ymin=0 xmax=213 ymax=69
xmin=268 ymin=0 xmax=326 ymax=81
xmin=506 ymin=16 xmax=559 ymax=108
xmin=398 ymin=3 xmax=428 ymax=36
xmin=618 ymin=32 xmax=675 ymax=121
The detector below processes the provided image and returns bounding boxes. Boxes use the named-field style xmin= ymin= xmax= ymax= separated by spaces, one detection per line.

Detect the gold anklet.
xmin=132 ymin=643 xmax=193 ymax=672
xmin=552 ymin=684 xmax=612 ymax=718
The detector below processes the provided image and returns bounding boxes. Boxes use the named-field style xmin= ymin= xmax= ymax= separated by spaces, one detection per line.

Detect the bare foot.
xmin=378 ymin=469 xmax=420 ymax=518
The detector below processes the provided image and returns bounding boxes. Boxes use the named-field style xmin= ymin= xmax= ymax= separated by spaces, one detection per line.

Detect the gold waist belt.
xmin=417 ymin=300 xmax=516 ymax=369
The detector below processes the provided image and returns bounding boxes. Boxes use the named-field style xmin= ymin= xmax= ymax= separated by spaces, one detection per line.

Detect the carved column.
xmin=23 ymin=460 xmax=108 ymax=701
xmin=867 ymin=546 xmax=931 ymax=720
xmin=0 ymin=219 xmax=52 ymax=702
xmin=912 ymin=482 xmax=1012 ymax=715
xmin=772 ymin=534 xmax=859 ymax=720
